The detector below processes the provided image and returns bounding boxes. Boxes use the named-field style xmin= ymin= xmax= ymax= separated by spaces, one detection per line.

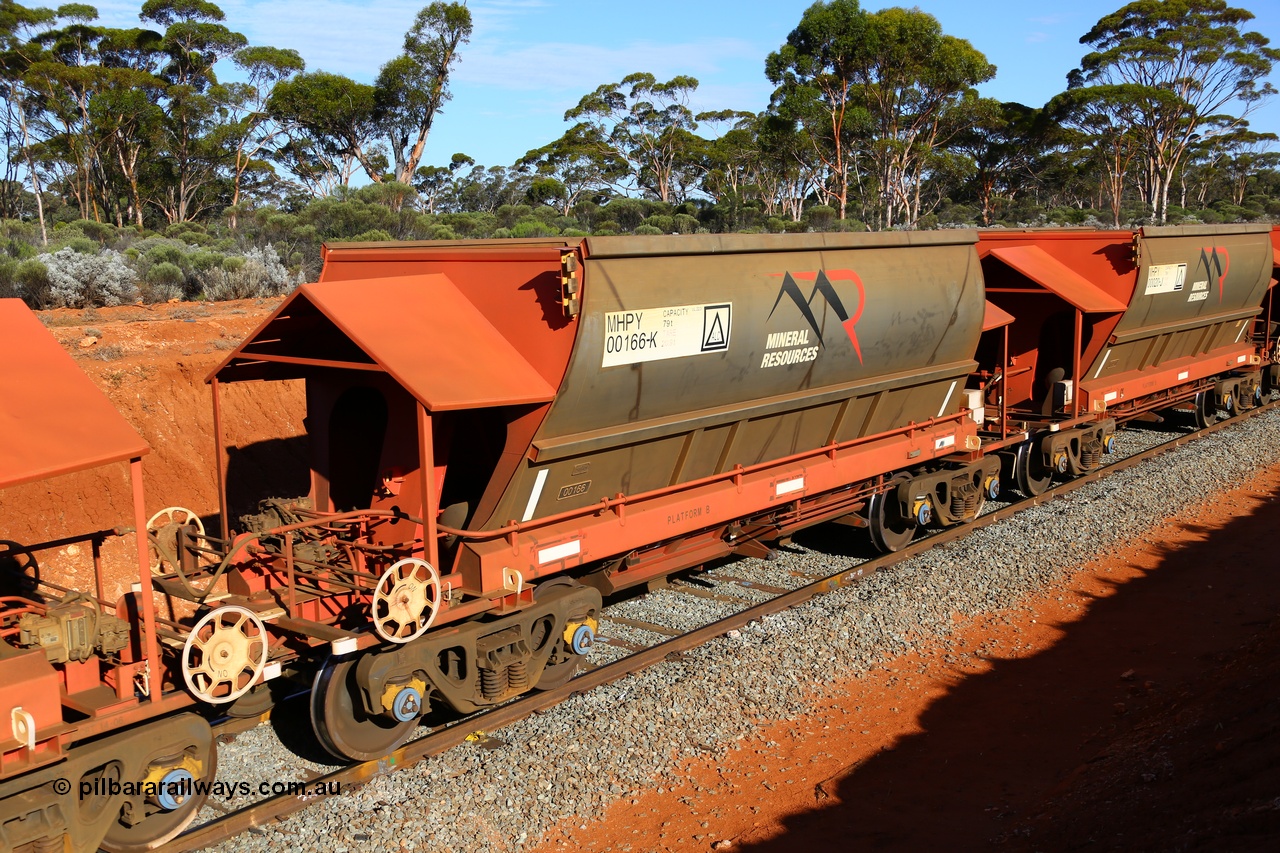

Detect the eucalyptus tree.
xmin=767 ymin=1 xmax=993 ymax=229
xmin=90 ymin=25 xmax=167 ymax=227
xmin=950 ymin=100 xmax=1042 ymax=225
xmin=756 ymin=111 xmax=824 ymax=222
xmin=139 ymin=0 xmax=247 ymax=222
xmin=1047 ymin=83 xmax=1149 ymax=226
xmin=374 ymin=2 xmax=471 ymax=187
xmin=215 ymin=45 xmax=304 ymax=228
xmin=1218 ymin=129 xmax=1279 ymax=206
xmin=1067 ymin=0 xmax=1278 ymax=223
xmin=694 ymin=110 xmax=760 ymax=207
xmin=765 ymin=0 xmax=868 ymax=222
xmin=23 ymin=2 xmax=113 ymax=222
xmin=565 ymin=72 xmax=701 ymax=203
xmin=413 ymin=151 xmax=474 ymax=213
xmin=518 ymin=123 xmax=627 ymax=216
xmin=0 ymin=0 xmax=57 ymax=238
xmin=268 ymin=70 xmax=381 ymax=190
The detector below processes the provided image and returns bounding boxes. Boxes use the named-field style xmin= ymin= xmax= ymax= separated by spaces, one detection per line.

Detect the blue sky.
xmin=88 ymin=0 xmax=1280 ymax=171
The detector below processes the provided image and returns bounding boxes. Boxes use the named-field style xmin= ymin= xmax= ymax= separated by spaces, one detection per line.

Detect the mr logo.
xmin=768 ymin=269 xmax=867 ymax=362
xmin=1196 ymin=247 xmax=1230 ymax=301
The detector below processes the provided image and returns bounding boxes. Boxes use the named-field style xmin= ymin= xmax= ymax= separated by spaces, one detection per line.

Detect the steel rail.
xmin=160 ymin=398 xmax=1280 ymax=852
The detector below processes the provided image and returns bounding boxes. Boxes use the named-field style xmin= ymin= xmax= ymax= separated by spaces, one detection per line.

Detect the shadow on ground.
xmin=739 ymin=485 xmax=1280 ymax=853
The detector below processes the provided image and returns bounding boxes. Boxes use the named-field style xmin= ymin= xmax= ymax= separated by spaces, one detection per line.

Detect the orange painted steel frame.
xmin=977 ymin=227 xmax=1270 ymax=424
xmin=0 ymin=299 xmax=194 ymax=785
xmin=451 ymin=412 xmax=977 ymax=595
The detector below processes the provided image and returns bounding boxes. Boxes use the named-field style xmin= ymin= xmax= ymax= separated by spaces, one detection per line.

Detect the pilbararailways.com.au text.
xmin=71 ymin=777 xmax=341 ymax=801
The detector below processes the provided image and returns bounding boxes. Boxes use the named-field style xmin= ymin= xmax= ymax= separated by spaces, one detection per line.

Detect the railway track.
xmin=161 ymin=400 xmax=1279 ymax=852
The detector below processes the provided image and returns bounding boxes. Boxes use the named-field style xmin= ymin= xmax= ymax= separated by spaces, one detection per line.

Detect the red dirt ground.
xmin=533 ymin=466 xmax=1280 ymax=853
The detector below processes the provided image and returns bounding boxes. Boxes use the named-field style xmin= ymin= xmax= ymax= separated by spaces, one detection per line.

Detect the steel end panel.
xmin=987 ymin=245 xmax=1129 ymax=314
xmin=212 ymin=276 xmax=557 ymax=410
xmin=0 ymin=299 xmax=149 ymax=489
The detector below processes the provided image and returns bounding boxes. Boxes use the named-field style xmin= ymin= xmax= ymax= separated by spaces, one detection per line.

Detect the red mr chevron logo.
xmin=768 ymin=269 xmax=867 ymax=363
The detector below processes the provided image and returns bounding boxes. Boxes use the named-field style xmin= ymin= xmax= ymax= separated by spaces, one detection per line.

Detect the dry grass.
xmin=85 ymin=344 xmax=124 ymax=361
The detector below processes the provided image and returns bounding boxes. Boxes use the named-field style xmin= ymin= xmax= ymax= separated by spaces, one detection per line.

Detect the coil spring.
xmin=950 ymin=491 xmax=980 ymax=519
xmin=481 ymin=666 xmax=509 ymax=699
xmin=32 ymin=838 xmax=61 ymax=853
xmin=508 ymin=660 xmax=528 ymax=691
xmin=1080 ymin=448 xmax=1101 ymax=469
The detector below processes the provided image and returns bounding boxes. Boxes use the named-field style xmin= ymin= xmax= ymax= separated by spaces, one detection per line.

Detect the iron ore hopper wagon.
xmin=0 ymin=225 xmax=1275 ymax=852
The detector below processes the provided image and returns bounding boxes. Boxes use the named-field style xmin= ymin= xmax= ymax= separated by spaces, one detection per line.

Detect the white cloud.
xmin=455 ymin=37 xmax=760 ymax=94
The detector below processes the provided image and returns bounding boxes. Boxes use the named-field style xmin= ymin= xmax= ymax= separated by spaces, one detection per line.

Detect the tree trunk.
xmin=17 ymin=108 xmax=47 ymax=246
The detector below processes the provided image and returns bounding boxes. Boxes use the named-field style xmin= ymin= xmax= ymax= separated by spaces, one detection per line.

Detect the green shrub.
xmin=72 ymin=219 xmax=117 ymax=245
xmin=14 ymin=258 xmax=51 ymax=306
xmin=672 ymin=213 xmax=699 ymax=234
xmin=188 ymin=250 xmax=225 ymax=272
xmin=0 ymin=256 xmax=18 ymax=299
xmin=804 ymin=205 xmax=837 ymax=230
xmin=338 ymin=229 xmax=393 ymax=242
xmin=58 ymin=237 xmax=100 ymax=255
xmin=511 ymin=218 xmax=558 ymax=238
xmin=643 ymin=215 xmax=674 ymax=234
xmin=605 ymin=198 xmax=646 ymax=231
xmin=938 ymin=204 xmax=978 ymax=225
xmin=143 ymin=262 xmax=185 ymax=304
xmin=144 ymin=244 xmax=188 ymax=267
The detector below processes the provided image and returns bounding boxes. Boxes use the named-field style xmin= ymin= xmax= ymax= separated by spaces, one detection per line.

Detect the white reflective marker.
xmin=522 ymin=468 xmax=549 ymax=522
xmin=538 ymin=540 xmax=581 ymax=565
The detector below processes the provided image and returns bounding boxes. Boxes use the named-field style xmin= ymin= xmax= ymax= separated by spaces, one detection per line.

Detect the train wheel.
xmin=1193 ymin=390 xmax=1220 ymax=429
xmin=226 ymin=681 xmax=276 ymax=718
xmin=1014 ymin=442 xmax=1052 ymax=497
xmin=1228 ymin=387 xmax=1246 ymax=417
xmin=532 ymin=578 xmax=593 ymax=691
xmin=867 ymin=475 xmax=916 ymax=553
xmin=0 ymin=540 xmax=40 ymax=598
xmin=311 ymin=654 xmax=419 ymax=762
xmin=99 ymin=730 xmax=217 ymax=852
